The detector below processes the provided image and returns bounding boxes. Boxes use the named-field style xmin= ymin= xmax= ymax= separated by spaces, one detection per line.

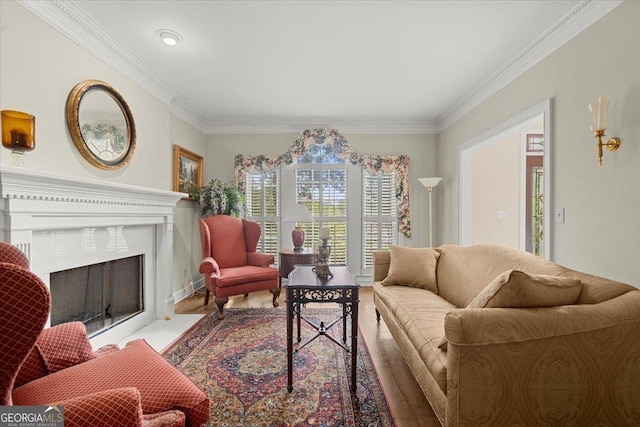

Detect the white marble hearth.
xmin=0 ymin=165 xmax=186 ymax=348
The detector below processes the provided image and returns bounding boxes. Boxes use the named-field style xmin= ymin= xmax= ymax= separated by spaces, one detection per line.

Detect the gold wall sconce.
xmin=588 ymin=96 xmax=620 ymax=166
xmin=1 ymin=110 xmax=36 ymax=167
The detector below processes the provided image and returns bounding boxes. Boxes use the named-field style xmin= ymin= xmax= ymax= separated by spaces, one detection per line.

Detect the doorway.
xmin=458 ymin=99 xmax=552 ymax=259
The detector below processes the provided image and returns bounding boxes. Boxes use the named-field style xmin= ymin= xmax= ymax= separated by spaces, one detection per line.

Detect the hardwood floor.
xmin=175 ymin=286 xmax=441 ymax=427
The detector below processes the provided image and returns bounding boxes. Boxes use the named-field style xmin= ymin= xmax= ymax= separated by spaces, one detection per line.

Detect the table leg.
xmin=350 ymin=289 xmax=359 ymax=391
xmin=342 ymin=301 xmax=347 ymax=343
xmin=286 ymin=288 xmax=293 ymax=393
xmin=297 ymin=307 xmax=301 ymax=343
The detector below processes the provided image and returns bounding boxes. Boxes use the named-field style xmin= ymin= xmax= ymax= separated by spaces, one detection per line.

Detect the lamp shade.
xmin=588 ymin=95 xmax=609 ymax=131
xmin=283 ymin=203 xmax=313 ymax=223
xmin=418 ymin=177 xmax=443 ymax=189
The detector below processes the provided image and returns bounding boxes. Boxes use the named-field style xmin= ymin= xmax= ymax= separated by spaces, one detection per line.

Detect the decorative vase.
xmin=292 ymin=227 xmax=305 ymax=251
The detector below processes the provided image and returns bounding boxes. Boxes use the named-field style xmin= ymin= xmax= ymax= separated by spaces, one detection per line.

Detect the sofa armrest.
xmin=198 ymin=257 xmax=220 ymax=277
xmin=52 ymin=387 xmax=143 ymax=427
xmin=15 ymin=321 xmax=96 ymax=388
xmin=373 ymin=250 xmax=390 ymax=282
xmin=247 ymin=252 xmax=274 ymax=267
xmin=445 ymin=291 xmax=640 ymax=426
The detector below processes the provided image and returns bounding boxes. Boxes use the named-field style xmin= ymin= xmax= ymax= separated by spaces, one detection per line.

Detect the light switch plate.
xmin=555 ymin=207 xmax=565 ymax=223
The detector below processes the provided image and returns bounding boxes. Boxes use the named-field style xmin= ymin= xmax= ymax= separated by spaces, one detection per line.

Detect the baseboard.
xmin=173 ymin=278 xmax=206 ymax=304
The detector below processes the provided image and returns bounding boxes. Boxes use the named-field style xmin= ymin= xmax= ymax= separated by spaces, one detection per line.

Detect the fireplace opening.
xmin=50 ymin=255 xmax=144 ymax=336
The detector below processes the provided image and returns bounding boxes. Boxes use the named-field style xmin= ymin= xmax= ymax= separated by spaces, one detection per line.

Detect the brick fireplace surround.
xmin=0 ymin=164 xmax=185 ymax=348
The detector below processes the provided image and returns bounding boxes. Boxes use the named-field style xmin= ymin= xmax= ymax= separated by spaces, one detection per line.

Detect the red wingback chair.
xmin=0 ymin=242 xmax=210 ymax=427
xmin=199 ymin=215 xmax=280 ymax=319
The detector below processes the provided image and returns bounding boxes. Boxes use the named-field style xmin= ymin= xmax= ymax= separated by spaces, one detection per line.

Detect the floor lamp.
xmin=418 ymin=177 xmax=443 ymax=247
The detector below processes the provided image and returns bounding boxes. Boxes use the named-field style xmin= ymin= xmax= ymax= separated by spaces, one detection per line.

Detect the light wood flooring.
xmin=175 ymin=286 xmax=441 ymax=427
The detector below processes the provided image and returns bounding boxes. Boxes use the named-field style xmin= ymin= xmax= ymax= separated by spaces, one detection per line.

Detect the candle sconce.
xmin=588 ymin=96 xmax=621 ymax=166
xmin=1 ymin=110 xmax=36 ymax=167
xmin=313 ymin=237 xmax=333 ymax=279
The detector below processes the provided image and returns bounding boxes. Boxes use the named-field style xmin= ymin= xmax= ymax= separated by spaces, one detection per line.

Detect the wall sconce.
xmin=1 ymin=110 xmax=36 ymax=167
xmin=588 ymin=96 xmax=620 ymax=166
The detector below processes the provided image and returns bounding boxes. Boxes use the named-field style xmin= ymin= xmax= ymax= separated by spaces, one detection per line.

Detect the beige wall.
xmin=439 ymin=1 xmax=640 ymax=286
xmin=0 ymin=1 xmax=207 ymax=296
xmin=470 ymin=128 xmax=521 ymax=247
xmin=206 ymin=133 xmax=439 ymax=247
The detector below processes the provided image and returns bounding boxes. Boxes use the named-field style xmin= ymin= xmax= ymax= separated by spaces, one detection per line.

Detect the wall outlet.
xmin=555 ymin=207 xmax=565 ymax=224
xmin=496 ymin=210 xmax=509 ymax=219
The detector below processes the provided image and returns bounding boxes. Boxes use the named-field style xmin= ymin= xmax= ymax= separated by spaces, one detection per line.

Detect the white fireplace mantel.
xmin=0 ymin=165 xmax=186 ymax=346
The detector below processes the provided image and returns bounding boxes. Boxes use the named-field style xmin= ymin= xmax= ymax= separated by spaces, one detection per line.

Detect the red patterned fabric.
xmin=201 ymin=215 xmax=248 ymax=267
xmin=54 ymin=387 xmax=144 ymax=427
xmin=0 ymin=262 xmax=50 ymax=405
xmin=15 ymin=322 xmax=97 ymax=388
xmin=13 ymin=339 xmax=210 ymax=427
xmin=0 ymin=242 xmax=29 ymax=269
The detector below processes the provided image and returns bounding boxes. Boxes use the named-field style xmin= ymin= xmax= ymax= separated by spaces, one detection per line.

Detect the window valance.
xmin=234 ymin=128 xmax=412 ymax=237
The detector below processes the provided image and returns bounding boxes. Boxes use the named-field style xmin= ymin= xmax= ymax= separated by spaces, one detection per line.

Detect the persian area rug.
xmin=162 ymin=307 xmax=395 ymax=427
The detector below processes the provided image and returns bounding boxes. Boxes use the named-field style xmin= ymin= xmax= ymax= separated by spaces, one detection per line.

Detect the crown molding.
xmin=202 ymin=118 xmax=439 ymax=135
xmin=18 ymin=0 xmax=623 ymax=135
xmin=17 ymin=0 xmax=184 ymax=108
xmin=436 ymin=0 xmax=625 ymax=132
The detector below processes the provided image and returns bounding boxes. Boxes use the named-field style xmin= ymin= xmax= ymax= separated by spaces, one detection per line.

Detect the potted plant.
xmin=198 ymin=179 xmax=245 ymax=218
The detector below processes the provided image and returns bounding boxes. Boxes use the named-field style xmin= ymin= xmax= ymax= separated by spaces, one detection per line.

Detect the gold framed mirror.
xmin=66 ymin=79 xmax=136 ymax=170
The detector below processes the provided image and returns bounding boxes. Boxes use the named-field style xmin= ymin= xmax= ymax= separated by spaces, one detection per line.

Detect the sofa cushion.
xmin=436 ymin=244 xmax=570 ymax=308
xmin=374 ymin=282 xmax=454 ymax=393
xmin=382 ymin=245 xmax=440 ymax=293
xmin=467 ymin=270 xmax=583 ymax=309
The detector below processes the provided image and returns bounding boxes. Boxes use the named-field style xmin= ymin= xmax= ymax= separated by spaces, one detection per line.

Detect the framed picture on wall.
xmin=173 ymin=145 xmax=203 ymax=200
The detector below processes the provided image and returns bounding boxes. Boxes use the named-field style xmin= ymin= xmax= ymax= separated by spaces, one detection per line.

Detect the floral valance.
xmin=234 ymin=128 xmax=412 ymax=237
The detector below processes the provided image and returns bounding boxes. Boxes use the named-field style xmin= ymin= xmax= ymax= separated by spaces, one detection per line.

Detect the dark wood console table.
xmin=285 ymin=265 xmax=359 ymax=392
xmin=278 ymin=249 xmax=317 ymax=285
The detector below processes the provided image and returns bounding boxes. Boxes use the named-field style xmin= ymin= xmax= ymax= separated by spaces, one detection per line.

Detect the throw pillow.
xmin=467 ymin=269 xmax=583 ymax=309
xmin=381 ymin=245 xmax=440 ymax=293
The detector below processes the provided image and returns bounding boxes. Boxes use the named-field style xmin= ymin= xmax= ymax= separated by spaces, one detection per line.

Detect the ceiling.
xmin=24 ymin=1 xmax=621 ymax=133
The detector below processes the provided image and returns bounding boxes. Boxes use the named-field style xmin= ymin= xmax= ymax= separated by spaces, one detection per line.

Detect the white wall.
xmin=470 ymin=129 xmax=521 ymax=247
xmin=206 ymin=133 xmax=439 ymax=247
xmin=439 ymin=1 xmax=640 ymax=287
xmin=0 ymin=1 xmax=206 ymax=296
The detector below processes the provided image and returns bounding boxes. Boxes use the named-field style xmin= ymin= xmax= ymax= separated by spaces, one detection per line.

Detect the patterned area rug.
xmin=162 ymin=307 xmax=395 ymax=427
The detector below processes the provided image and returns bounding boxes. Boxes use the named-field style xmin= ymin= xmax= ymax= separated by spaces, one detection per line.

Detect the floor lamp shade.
xmin=418 ymin=177 xmax=443 ymax=247
xmin=283 ymin=203 xmax=313 ymax=251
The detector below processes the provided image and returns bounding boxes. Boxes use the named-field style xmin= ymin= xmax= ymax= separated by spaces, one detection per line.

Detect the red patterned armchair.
xmin=0 ymin=242 xmax=210 ymax=427
xmin=199 ymin=215 xmax=280 ymax=319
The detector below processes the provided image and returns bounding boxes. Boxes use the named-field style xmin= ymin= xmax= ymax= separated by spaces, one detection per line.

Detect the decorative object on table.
xmin=198 ymin=179 xmax=244 ymax=218
xmin=418 ymin=177 xmax=443 ymax=247
xmin=282 ymin=203 xmax=313 ymax=251
xmin=1 ymin=110 xmax=35 ymax=167
xmin=588 ymin=95 xmax=621 ymax=166
xmin=162 ymin=307 xmax=394 ymax=427
xmin=173 ymin=145 xmax=203 ymax=200
xmin=66 ymin=79 xmax=136 ymax=170
xmin=313 ymin=226 xmax=333 ymax=278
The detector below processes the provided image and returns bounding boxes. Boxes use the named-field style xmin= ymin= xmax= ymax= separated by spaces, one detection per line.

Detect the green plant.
xmin=199 ymin=179 xmax=245 ymax=218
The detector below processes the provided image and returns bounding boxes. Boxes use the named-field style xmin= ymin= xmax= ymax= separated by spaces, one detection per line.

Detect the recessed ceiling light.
xmin=156 ymin=29 xmax=183 ymax=46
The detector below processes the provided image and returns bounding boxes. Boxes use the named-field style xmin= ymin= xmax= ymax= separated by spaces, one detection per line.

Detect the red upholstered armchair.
xmin=199 ymin=215 xmax=280 ymax=319
xmin=0 ymin=242 xmax=210 ymax=427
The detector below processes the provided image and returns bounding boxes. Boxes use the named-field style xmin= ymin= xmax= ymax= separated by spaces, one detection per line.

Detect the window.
xmin=294 ymin=166 xmax=348 ymax=265
xmin=362 ymin=169 xmax=397 ymax=272
xmin=244 ymin=170 xmax=280 ymax=265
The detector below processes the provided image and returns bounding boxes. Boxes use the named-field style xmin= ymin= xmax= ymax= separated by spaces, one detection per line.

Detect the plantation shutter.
xmin=244 ymin=170 xmax=280 ymax=265
xmin=362 ymin=169 xmax=397 ymax=271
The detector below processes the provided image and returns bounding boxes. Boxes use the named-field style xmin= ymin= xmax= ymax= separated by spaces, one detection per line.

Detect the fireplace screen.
xmin=50 ymin=255 xmax=144 ymax=336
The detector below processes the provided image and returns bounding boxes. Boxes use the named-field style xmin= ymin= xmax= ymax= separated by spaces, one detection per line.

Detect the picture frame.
xmin=173 ymin=145 xmax=203 ymax=200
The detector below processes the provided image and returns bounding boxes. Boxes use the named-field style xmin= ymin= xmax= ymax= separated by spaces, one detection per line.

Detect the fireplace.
xmin=50 ymin=254 xmax=144 ymax=336
xmin=0 ymin=165 xmax=185 ymax=347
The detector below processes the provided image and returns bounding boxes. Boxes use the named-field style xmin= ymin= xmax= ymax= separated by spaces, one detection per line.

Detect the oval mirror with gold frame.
xmin=66 ymin=79 xmax=136 ymax=170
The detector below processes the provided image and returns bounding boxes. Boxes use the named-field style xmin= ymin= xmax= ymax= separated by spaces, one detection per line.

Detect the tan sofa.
xmin=373 ymin=244 xmax=640 ymax=426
